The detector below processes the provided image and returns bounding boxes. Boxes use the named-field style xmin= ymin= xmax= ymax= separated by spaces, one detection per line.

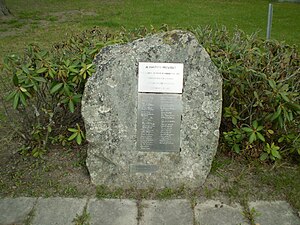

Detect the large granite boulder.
xmin=82 ymin=30 xmax=222 ymax=189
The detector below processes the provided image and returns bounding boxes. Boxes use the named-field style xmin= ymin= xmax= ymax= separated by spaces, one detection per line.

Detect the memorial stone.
xmin=82 ymin=30 xmax=222 ymax=188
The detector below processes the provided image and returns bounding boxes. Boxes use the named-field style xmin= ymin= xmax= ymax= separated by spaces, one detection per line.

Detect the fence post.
xmin=266 ymin=3 xmax=273 ymax=39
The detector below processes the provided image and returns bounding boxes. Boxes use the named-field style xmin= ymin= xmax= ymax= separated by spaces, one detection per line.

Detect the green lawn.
xmin=0 ymin=0 xmax=299 ymax=60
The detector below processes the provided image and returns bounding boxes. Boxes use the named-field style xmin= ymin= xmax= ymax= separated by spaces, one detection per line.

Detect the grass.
xmin=0 ymin=146 xmax=95 ymax=198
xmin=0 ymin=143 xmax=299 ymax=214
xmin=76 ymin=152 xmax=300 ymax=212
xmin=257 ymin=163 xmax=300 ymax=210
xmin=0 ymin=0 xmax=299 ymax=60
xmin=73 ymin=205 xmax=90 ymax=225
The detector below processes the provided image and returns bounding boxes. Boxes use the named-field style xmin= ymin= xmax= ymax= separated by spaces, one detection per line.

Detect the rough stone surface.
xmin=82 ymin=30 xmax=222 ymax=188
xmin=249 ymin=201 xmax=300 ymax=225
xmin=31 ymin=197 xmax=86 ymax=225
xmin=0 ymin=197 xmax=36 ymax=225
xmin=194 ymin=200 xmax=249 ymax=225
xmin=140 ymin=199 xmax=193 ymax=225
xmin=87 ymin=198 xmax=137 ymax=225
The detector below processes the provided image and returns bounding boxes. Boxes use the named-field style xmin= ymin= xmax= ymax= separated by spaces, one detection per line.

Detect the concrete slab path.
xmin=0 ymin=197 xmax=299 ymax=225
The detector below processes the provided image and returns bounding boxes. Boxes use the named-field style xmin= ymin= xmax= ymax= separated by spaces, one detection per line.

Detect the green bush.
xmin=0 ymin=29 xmax=113 ymax=156
xmin=0 ymin=27 xmax=155 ymax=157
xmin=194 ymin=26 xmax=300 ymax=161
xmin=1 ymin=26 xmax=299 ymax=161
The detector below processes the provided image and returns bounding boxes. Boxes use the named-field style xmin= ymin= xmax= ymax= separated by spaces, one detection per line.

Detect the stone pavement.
xmin=0 ymin=197 xmax=299 ymax=225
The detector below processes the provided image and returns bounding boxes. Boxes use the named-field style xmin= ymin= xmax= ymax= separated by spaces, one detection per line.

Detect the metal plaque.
xmin=138 ymin=62 xmax=184 ymax=93
xmin=137 ymin=93 xmax=182 ymax=152
xmin=130 ymin=164 xmax=159 ymax=173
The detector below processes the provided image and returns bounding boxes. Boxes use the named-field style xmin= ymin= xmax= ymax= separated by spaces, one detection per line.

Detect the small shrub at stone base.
xmin=194 ymin=25 xmax=300 ymax=161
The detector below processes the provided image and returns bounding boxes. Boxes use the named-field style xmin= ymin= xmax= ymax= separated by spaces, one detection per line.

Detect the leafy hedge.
xmin=0 ymin=26 xmax=299 ymax=161
xmin=195 ymin=26 xmax=300 ymax=161
xmin=0 ymin=27 xmax=153 ymax=156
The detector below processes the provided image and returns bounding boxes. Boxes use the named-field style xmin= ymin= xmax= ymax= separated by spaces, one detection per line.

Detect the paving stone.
xmin=249 ymin=200 xmax=300 ymax=225
xmin=140 ymin=199 xmax=193 ymax=225
xmin=31 ymin=197 xmax=87 ymax=225
xmin=87 ymin=198 xmax=137 ymax=225
xmin=0 ymin=197 xmax=36 ymax=225
xmin=195 ymin=200 xmax=249 ymax=225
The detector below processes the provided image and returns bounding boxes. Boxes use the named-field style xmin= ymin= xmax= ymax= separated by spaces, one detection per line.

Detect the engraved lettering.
xmin=137 ymin=93 xmax=182 ymax=152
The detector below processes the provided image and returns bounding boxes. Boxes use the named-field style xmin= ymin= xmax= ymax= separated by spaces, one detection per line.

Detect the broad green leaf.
xmin=64 ymin=59 xmax=71 ymax=67
xmin=229 ymin=87 xmax=236 ymax=96
xmin=36 ymin=67 xmax=47 ymax=74
xmin=278 ymin=136 xmax=285 ymax=143
xmin=33 ymin=82 xmax=38 ymax=91
xmin=24 ymin=91 xmax=32 ymax=98
xmin=267 ymin=129 xmax=274 ymax=134
xmin=268 ymin=79 xmax=276 ymax=90
xmin=76 ymin=133 xmax=82 ymax=145
xmin=271 ymin=143 xmax=280 ymax=151
xmin=286 ymin=102 xmax=300 ymax=112
xmin=24 ymin=83 xmax=34 ymax=88
xmin=271 ymin=149 xmax=281 ymax=159
xmin=69 ymin=100 xmax=75 ymax=113
xmin=68 ymin=128 xmax=78 ymax=132
xmin=50 ymin=83 xmax=63 ymax=94
xmin=19 ymin=93 xmax=26 ymax=106
xmin=260 ymin=153 xmax=268 ymax=161
xmin=61 ymin=98 xmax=69 ymax=104
xmin=280 ymin=93 xmax=290 ymax=102
xmin=278 ymin=115 xmax=284 ymax=128
xmin=16 ymin=69 xmax=23 ymax=76
xmin=271 ymin=106 xmax=281 ymax=121
xmin=6 ymin=90 xmax=17 ymax=101
xmin=63 ymin=83 xmax=71 ymax=96
xmin=252 ymin=120 xmax=258 ymax=129
xmin=68 ymin=132 xmax=77 ymax=141
xmin=47 ymin=126 xmax=52 ymax=133
xmin=49 ymin=69 xmax=56 ymax=78
xmin=256 ymin=126 xmax=263 ymax=131
xmin=13 ymin=74 xmax=19 ymax=86
xmin=87 ymin=69 xmax=95 ymax=76
xmin=256 ymin=132 xmax=265 ymax=142
xmin=82 ymin=54 xmax=86 ymax=62
xmin=33 ymin=76 xmax=47 ymax=83
xmin=69 ymin=66 xmax=79 ymax=73
xmin=87 ymin=64 xmax=94 ymax=69
xmin=289 ymin=111 xmax=293 ymax=121
xmin=281 ymin=84 xmax=289 ymax=92
xmin=242 ymin=127 xmax=253 ymax=133
xmin=233 ymin=144 xmax=240 ymax=153
xmin=232 ymin=117 xmax=237 ymax=126
xmin=33 ymin=151 xmax=40 ymax=157
xmin=83 ymin=72 xmax=87 ymax=80
xmin=79 ymin=64 xmax=87 ymax=75
xmin=13 ymin=92 xmax=19 ymax=109
xmin=73 ymin=94 xmax=82 ymax=99
xmin=72 ymin=94 xmax=82 ymax=103
xmin=22 ymin=65 xmax=30 ymax=74
xmin=20 ymin=87 xmax=27 ymax=92
xmin=283 ymin=108 xmax=290 ymax=121
xmin=249 ymin=133 xmax=256 ymax=143
xmin=80 ymin=131 xmax=85 ymax=139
